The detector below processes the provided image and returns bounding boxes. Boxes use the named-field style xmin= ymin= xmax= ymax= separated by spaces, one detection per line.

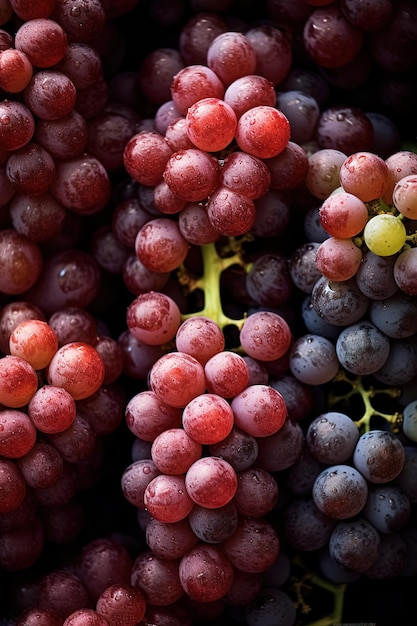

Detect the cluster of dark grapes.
xmin=0 ymin=0 xmax=417 ymax=625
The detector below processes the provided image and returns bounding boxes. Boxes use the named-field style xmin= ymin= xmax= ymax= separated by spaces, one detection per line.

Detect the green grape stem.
xmin=328 ymin=369 xmax=402 ymax=432
xmin=179 ymin=240 xmax=248 ymax=330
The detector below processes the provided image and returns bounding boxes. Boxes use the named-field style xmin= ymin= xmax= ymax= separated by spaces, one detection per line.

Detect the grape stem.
xmin=328 ymin=369 xmax=402 ymax=432
xmin=178 ymin=239 xmax=248 ymax=330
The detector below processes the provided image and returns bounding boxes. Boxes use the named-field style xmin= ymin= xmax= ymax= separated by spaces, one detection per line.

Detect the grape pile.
xmin=0 ymin=1 xmax=417 ymax=625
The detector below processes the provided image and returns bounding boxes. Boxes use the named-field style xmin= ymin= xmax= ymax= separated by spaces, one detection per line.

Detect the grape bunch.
xmin=0 ymin=0 xmax=417 ymax=625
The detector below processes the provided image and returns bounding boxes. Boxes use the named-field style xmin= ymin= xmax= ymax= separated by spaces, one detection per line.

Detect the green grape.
xmin=363 ymin=214 xmax=406 ymax=256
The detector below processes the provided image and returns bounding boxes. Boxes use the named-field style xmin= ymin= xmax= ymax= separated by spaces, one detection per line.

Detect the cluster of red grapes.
xmin=0 ymin=0 xmax=417 ymax=625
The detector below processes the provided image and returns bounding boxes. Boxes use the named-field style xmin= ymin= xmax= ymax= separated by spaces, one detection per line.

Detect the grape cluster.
xmin=0 ymin=0 xmax=417 ymax=625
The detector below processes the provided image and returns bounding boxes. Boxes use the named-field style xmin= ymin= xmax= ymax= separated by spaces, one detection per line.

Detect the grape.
xmin=301 ymin=295 xmax=341 ymax=340
xmin=251 ymin=189 xmax=291 ymax=238
xmin=24 ymin=70 xmax=76 ymax=121
xmin=305 ymin=148 xmax=347 ymax=200
xmin=231 ymin=384 xmax=287 ymax=438
xmin=353 ymin=430 xmax=405 ymax=483
xmin=52 ymin=0 xmax=106 ymax=43
xmin=188 ymin=501 xmax=238 ymax=543
xmin=0 ymin=48 xmax=33 ymax=93
xmin=329 ymin=517 xmax=380 ymax=573
xmin=255 ymin=417 xmax=304 ymax=472
xmin=245 ymin=24 xmax=292 ymax=86
xmin=393 ymin=247 xmax=417 ymax=295
xmin=240 ymin=310 xmax=292 ymax=362
xmin=402 ymin=400 xmax=417 ymax=442
xmin=224 ymin=74 xmax=276 ymax=119
xmin=373 ymin=335 xmax=417 ymax=386
xmin=383 ymin=150 xmax=417 ymax=205
xmin=146 ymin=517 xmax=198 ymax=559
xmin=395 ymin=446 xmax=417 ymax=504
xmin=185 ymin=97 xmax=237 ymax=152
xmin=163 ymin=148 xmax=220 ymax=202
xmin=306 ymin=411 xmax=359 ymax=465
xmin=277 ymin=90 xmax=320 ymax=145
xmin=125 ymin=390 xmax=181 ymax=442
xmin=319 ymin=191 xmax=369 ymax=238
xmin=206 ymin=186 xmax=256 ymax=236
xmin=78 ymin=537 xmax=132 ymax=603
xmin=362 ymin=484 xmax=410 ymax=534
xmin=121 ymin=459 xmax=161 ymax=509
xmin=96 ymin=584 xmax=146 ymax=626
xmin=34 ymin=461 xmax=78 ymax=507
xmin=112 ymin=198 xmax=151 ymax=248
xmin=130 ymin=550 xmax=184 ymax=606
xmin=303 ymin=4 xmax=363 ymax=68
xmin=149 ymin=352 xmax=206 ymax=408
xmin=335 ymin=321 xmax=391 ymax=375
xmin=182 ymin=393 xmax=234 ymax=445
xmin=289 ymin=333 xmax=339 ymax=385
xmin=204 ymin=351 xmax=249 ymax=398
xmin=265 ymin=141 xmax=309 ymax=193
xmin=185 ymin=456 xmax=237 ymax=508
xmin=364 ymin=214 xmax=407 ymax=256
xmin=207 ymin=31 xmax=256 ymax=86
xmin=118 ymin=330 xmax=165 ymax=381
xmin=63 ymin=609 xmax=109 ymax=626
xmin=8 ymin=319 xmax=57 ymax=370
xmin=315 ymin=237 xmax=363 ymax=281
xmin=0 ymin=356 xmax=38 ymax=409
xmin=289 ymin=242 xmax=322 ymax=294
xmin=55 ymin=41 xmax=102 ymax=89
xmin=0 ymin=459 xmax=26 ymax=514
xmin=340 ymin=0 xmax=393 ymax=31
xmin=311 ymin=276 xmax=369 ymax=326
xmin=50 ymin=155 xmax=111 ymax=214
xmin=16 ymin=443 xmax=63 ymax=489
xmin=224 ymin=569 xmax=262 ymax=606
xmin=364 ymin=532 xmax=407 ymax=581
xmin=126 ymin=291 xmax=181 ymax=346
xmin=221 ymin=516 xmax=280 ymax=574
xmin=313 ymin=464 xmax=368 ymax=519
xmin=37 ymin=570 xmax=90 ymax=620
xmin=220 ymin=151 xmax=271 ymax=200
xmin=46 ymin=342 xmax=105 ymax=400
xmin=315 ymin=106 xmax=373 ymax=155
xmin=34 ymin=110 xmax=88 ymax=159
xmin=179 ymin=12 xmax=227 ymax=66
xmin=135 ymin=217 xmax=189 ymax=273
xmin=123 ymin=131 xmax=173 ymax=187
xmin=233 ymin=467 xmax=278 ymax=517
xmin=47 ymin=412 xmax=96 ymax=464
xmin=245 ymin=254 xmax=293 ymax=308
xmin=0 ymin=100 xmax=32 ymax=150
xmin=170 ymin=63 xmax=225 ymax=116
xmin=339 ymin=151 xmax=389 ymax=202
xmin=14 ymin=18 xmax=68 ymax=68
xmin=270 ymin=375 xmax=313 ymax=422
xmin=15 ymin=607 xmax=63 ymax=626
xmin=151 ymin=428 xmax=202 ymax=474
xmin=286 ymin=441 xmax=326 ymax=496
xmin=9 ymin=192 xmax=67 ymax=243
xmin=175 ymin=316 xmax=225 ymax=366
xmin=318 ymin=547 xmax=361 ymax=584
xmin=48 ymin=306 xmax=97 ymax=347
xmin=208 ymin=426 xmax=258 ymax=472
xmin=144 ymin=473 xmax=194 ymax=523
xmin=355 ymin=249 xmax=398 ymax=300
xmin=28 ymin=385 xmax=76 ymax=434
xmin=245 ymin=587 xmax=296 ymax=626
xmin=283 ymin=497 xmax=336 ymax=551
xmin=235 ymin=105 xmax=290 ymax=159
xmin=0 ymin=229 xmax=43 ymax=295
xmin=392 ymin=174 xmax=417 ymax=219
xmin=179 ymin=544 xmax=233 ymax=603
xmin=368 ymin=292 xmax=417 ymax=339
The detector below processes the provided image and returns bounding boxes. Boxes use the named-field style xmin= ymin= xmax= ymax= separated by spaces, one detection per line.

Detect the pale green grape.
xmin=363 ymin=214 xmax=406 ymax=256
